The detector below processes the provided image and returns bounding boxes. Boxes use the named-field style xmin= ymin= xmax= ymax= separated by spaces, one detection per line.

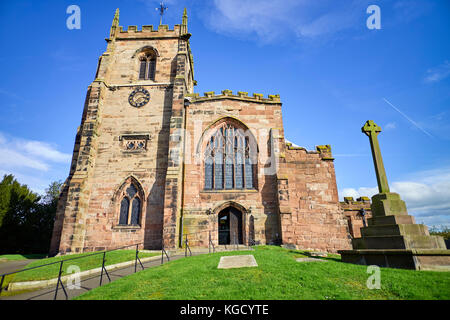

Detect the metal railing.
xmin=0 ymin=229 xmax=256 ymax=300
xmin=181 ymin=228 xmax=256 ymax=254
xmin=209 ymin=231 xmax=215 ymax=253
xmin=0 ymin=242 xmax=148 ymax=300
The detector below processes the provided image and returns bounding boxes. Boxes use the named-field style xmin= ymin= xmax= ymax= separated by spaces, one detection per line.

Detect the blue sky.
xmin=0 ymin=0 xmax=449 ymax=227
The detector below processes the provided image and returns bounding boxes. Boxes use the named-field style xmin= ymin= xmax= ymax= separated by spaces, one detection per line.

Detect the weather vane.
xmin=156 ymin=2 xmax=168 ymax=25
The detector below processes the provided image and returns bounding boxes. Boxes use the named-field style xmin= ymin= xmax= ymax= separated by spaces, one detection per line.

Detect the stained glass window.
xmin=204 ymin=122 xmax=257 ymax=190
xmin=119 ymin=198 xmax=129 ymax=225
xmin=130 ymin=198 xmax=140 ymax=225
xmin=118 ymin=180 xmax=142 ymax=226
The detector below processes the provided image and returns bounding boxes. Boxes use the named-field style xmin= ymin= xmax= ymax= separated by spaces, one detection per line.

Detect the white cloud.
xmin=201 ymin=0 xmax=369 ymax=43
xmin=22 ymin=141 xmax=72 ymax=163
xmin=424 ymin=61 xmax=450 ymax=83
xmin=0 ymin=133 xmax=71 ymax=171
xmin=339 ymin=168 xmax=450 ymax=227
xmin=0 ymin=132 xmax=71 ymax=194
xmin=384 ymin=122 xmax=396 ymax=130
xmin=0 ymin=148 xmax=49 ymax=171
xmin=341 ymin=186 xmax=378 ymax=199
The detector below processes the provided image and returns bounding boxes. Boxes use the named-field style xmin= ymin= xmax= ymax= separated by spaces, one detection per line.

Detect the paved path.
xmin=0 ymin=259 xmax=40 ymax=276
xmin=1 ymin=247 xmax=252 ymax=300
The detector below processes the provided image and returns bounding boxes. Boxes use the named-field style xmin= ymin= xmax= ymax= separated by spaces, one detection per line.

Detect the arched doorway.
xmin=218 ymin=207 xmax=243 ymax=245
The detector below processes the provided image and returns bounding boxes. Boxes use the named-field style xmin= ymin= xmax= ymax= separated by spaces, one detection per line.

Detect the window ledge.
xmin=201 ymin=189 xmax=258 ymax=194
xmin=112 ymin=225 xmax=141 ymax=231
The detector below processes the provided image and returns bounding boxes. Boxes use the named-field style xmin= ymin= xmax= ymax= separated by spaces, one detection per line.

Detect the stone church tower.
xmin=50 ymin=9 xmax=352 ymax=255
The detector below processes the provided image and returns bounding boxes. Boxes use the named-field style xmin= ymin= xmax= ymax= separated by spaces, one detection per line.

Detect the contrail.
xmin=382 ymin=98 xmax=434 ymax=139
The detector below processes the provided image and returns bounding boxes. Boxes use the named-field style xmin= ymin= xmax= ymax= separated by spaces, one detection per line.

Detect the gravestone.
xmin=338 ymin=120 xmax=450 ymax=271
xmin=217 ymin=255 xmax=258 ymax=269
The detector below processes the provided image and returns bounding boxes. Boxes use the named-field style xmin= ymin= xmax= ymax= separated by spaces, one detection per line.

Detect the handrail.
xmin=0 ymin=228 xmax=257 ymax=300
xmin=0 ymin=242 xmax=142 ymax=278
xmin=0 ymin=242 xmax=145 ymax=299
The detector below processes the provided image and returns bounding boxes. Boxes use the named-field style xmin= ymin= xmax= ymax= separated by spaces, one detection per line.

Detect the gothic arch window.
xmin=117 ymin=179 xmax=144 ymax=226
xmin=138 ymin=51 xmax=156 ymax=81
xmin=203 ymin=120 xmax=257 ymax=190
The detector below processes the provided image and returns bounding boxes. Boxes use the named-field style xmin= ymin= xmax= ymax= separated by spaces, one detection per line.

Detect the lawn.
xmin=5 ymin=250 xmax=159 ymax=283
xmin=75 ymin=246 xmax=450 ymax=300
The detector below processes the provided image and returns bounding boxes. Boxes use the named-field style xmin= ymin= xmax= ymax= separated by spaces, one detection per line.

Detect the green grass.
xmin=0 ymin=254 xmax=47 ymax=261
xmin=7 ymin=250 xmax=158 ymax=283
xmin=75 ymin=246 xmax=450 ymax=300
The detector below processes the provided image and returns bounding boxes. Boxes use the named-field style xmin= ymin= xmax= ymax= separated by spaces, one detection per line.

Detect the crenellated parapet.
xmin=185 ymin=90 xmax=281 ymax=104
xmin=114 ymin=24 xmax=183 ymax=38
xmin=285 ymin=142 xmax=334 ymax=161
xmin=339 ymin=196 xmax=372 ymax=238
xmin=316 ymin=145 xmax=334 ymax=160
xmin=341 ymin=196 xmax=371 ymax=207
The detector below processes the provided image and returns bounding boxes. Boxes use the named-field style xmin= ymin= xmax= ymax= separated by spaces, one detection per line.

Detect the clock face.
xmin=128 ymin=88 xmax=150 ymax=107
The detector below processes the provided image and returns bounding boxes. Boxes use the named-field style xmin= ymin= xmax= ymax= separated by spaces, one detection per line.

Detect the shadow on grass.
xmin=286 ymin=249 xmax=342 ymax=263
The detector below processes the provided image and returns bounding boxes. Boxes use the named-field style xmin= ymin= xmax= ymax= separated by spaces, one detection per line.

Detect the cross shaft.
xmin=362 ymin=120 xmax=390 ymax=194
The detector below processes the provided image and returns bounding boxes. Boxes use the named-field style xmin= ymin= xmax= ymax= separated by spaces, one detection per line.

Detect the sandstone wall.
xmin=51 ymin=25 xmax=186 ymax=254
xmin=340 ymin=197 xmax=372 ymax=238
xmin=278 ymin=144 xmax=352 ymax=252
xmin=180 ymin=92 xmax=283 ymax=246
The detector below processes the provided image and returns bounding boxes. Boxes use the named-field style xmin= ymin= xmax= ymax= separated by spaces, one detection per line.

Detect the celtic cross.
xmin=362 ymin=120 xmax=390 ymax=194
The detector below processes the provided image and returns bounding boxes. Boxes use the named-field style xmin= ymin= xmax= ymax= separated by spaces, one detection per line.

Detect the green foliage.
xmin=429 ymin=225 xmax=450 ymax=240
xmin=0 ymin=174 xmax=63 ymax=254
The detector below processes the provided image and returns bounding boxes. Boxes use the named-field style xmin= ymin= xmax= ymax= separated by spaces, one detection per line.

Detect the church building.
xmin=49 ymin=9 xmax=355 ymax=255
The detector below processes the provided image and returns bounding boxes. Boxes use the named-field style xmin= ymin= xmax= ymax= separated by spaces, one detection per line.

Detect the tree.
xmin=0 ymin=175 xmax=62 ymax=254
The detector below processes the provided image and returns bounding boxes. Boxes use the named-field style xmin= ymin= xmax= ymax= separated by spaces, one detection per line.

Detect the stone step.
xmin=361 ymin=224 xmax=429 ymax=237
xmin=352 ymin=235 xmax=447 ymax=250
xmin=367 ymin=215 xmax=416 ymax=226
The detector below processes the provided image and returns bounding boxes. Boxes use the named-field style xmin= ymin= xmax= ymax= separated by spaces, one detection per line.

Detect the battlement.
xmin=185 ymin=90 xmax=281 ymax=104
xmin=341 ymin=196 xmax=371 ymax=205
xmin=114 ymin=24 xmax=183 ymax=39
xmin=285 ymin=142 xmax=334 ymax=160
xmin=285 ymin=141 xmax=306 ymax=151
xmin=339 ymin=197 xmax=372 ymax=238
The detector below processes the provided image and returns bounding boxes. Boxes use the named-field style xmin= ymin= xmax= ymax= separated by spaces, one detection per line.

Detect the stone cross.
xmin=362 ymin=120 xmax=390 ymax=194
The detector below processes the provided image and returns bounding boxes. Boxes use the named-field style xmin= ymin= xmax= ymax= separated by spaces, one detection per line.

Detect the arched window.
xmin=204 ymin=121 xmax=257 ymax=190
xmin=118 ymin=181 xmax=143 ymax=226
xmin=139 ymin=53 xmax=156 ymax=81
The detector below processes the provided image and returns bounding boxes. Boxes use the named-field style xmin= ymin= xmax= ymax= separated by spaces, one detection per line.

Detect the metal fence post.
xmin=54 ymin=260 xmax=68 ymax=300
xmin=0 ymin=274 xmax=5 ymax=296
xmin=99 ymin=251 xmax=111 ymax=286
xmin=135 ymin=244 xmax=138 ymax=273
xmin=134 ymin=244 xmax=144 ymax=272
xmin=185 ymin=234 xmax=188 ymax=257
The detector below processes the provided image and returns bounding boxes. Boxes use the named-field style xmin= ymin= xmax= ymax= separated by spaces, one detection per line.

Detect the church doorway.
xmin=218 ymin=207 xmax=243 ymax=245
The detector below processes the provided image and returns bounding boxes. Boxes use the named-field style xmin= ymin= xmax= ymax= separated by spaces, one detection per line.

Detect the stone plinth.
xmin=338 ymin=121 xmax=450 ymax=271
xmin=339 ymin=194 xmax=450 ymax=271
xmin=339 ymin=249 xmax=450 ymax=271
